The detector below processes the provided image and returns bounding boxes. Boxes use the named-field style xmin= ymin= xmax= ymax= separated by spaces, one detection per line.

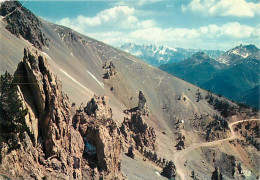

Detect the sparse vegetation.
xmin=205 ymin=91 xmax=236 ymax=117
xmin=206 ymin=91 xmax=258 ymax=117
xmin=126 ymin=145 xmax=135 ymax=159
xmin=234 ymin=121 xmax=260 ymax=150
xmin=191 ymin=170 xmax=198 ymax=179
xmin=195 ymin=89 xmax=203 ymax=102
xmin=206 ymin=115 xmax=229 ymax=141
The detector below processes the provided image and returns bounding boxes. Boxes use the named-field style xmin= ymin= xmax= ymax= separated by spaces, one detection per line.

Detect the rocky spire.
xmin=138 ymin=90 xmax=149 ymax=116
xmin=103 ymin=61 xmax=116 ymax=79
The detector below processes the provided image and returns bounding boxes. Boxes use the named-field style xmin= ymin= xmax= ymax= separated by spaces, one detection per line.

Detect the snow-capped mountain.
xmin=119 ymin=43 xmax=224 ymax=67
xmin=217 ymin=44 xmax=260 ymax=65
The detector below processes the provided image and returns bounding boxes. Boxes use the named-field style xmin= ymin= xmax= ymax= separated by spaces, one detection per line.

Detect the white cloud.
xmin=86 ymin=22 xmax=260 ymax=50
xmin=56 ymin=6 xmax=155 ymax=32
xmin=182 ymin=0 xmax=260 ymax=17
xmin=55 ymin=5 xmax=259 ymax=50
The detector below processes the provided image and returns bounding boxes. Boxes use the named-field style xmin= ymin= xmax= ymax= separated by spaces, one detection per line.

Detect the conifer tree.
xmin=0 ymin=71 xmax=27 ymax=148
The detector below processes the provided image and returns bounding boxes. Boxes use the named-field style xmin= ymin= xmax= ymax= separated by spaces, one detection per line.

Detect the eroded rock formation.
xmin=0 ymin=48 xmax=124 ymax=179
xmin=138 ymin=90 xmax=149 ymax=116
xmin=84 ymin=95 xmax=112 ymax=120
xmin=0 ymin=48 xmax=84 ymax=179
xmin=121 ymin=111 xmax=156 ymax=150
xmin=74 ymin=96 xmax=124 ymax=179
xmin=121 ymin=91 xmax=156 ymax=150
xmin=103 ymin=61 xmax=116 ymax=79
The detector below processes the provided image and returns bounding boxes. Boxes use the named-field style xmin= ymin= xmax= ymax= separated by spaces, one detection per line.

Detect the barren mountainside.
xmin=0 ymin=1 xmax=259 ymax=180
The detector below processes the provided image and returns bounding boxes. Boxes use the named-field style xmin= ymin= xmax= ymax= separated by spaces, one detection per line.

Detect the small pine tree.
xmin=0 ymin=71 xmax=27 ymax=149
xmin=161 ymin=160 xmax=176 ymax=179
xmin=191 ymin=170 xmax=195 ymax=178
xmin=211 ymin=167 xmax=224 ymax=180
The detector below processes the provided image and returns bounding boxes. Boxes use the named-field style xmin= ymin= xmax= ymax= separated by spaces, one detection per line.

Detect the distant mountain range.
xmin=120 ymin=43 xmax=260 ymax=109
xmin=160 ymin=44 xmax=260 ymax=109
xmin=119 ymin=43 xmax=224 ymax=67
xmin=159 ymin=52 xmax=225 ymax=85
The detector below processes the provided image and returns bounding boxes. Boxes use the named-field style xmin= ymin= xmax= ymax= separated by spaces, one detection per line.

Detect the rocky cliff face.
xmin=0 ymin=48 xmax=84 ymax=179
xmin=0 ymin=1 xmax=48 ymax=50
xmin=0 ymin=49 xmax=124 ymax=179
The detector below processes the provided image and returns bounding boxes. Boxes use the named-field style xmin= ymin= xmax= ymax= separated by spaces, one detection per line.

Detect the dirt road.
xmin=173 ymin=119 xmax=260 ymax=180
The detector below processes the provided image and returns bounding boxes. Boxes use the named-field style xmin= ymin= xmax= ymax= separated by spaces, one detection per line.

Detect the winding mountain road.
xmin=173 ymin=119 xmax=260 ymax=180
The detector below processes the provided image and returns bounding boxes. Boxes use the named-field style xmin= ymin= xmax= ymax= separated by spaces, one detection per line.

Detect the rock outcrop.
xmin=74 ymin=96 xmax=124 ymax=179
xmin=0 ymin=1 xmax=48 ymax=50
xmin=84 ymin=95 xmax=112 ymax=120
xmin=103 ymin=61 xmax=116 ymax=79
xmin=121 ymin=111 xmax=156 ymax=150
xmin=0 ymin=48 xmax=125 ymax=179
xmin=121 ymin=92 xmax=155 ymax=150
xmin=137 ymin=90 xmax=149 ymax=116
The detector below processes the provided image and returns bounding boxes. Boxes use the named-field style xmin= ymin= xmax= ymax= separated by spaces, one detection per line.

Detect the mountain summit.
xmin=217 ymin=44 xmax=260 ymax=65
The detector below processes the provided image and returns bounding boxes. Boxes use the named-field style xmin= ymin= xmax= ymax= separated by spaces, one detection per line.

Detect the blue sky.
xmin=21 ymin=0 xmax=260 ymax=50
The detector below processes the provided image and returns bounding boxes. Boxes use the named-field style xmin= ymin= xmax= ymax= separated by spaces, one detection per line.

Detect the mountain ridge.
xmin=159 ymin=45 xmax=260 ymax=109
xmin=217 ymin=44 xmax=260 ymax=65
xmin=119 ymin=42 xmax=224 ymax=67
xmin=0 ymin=1 xmax=259 ymax=180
